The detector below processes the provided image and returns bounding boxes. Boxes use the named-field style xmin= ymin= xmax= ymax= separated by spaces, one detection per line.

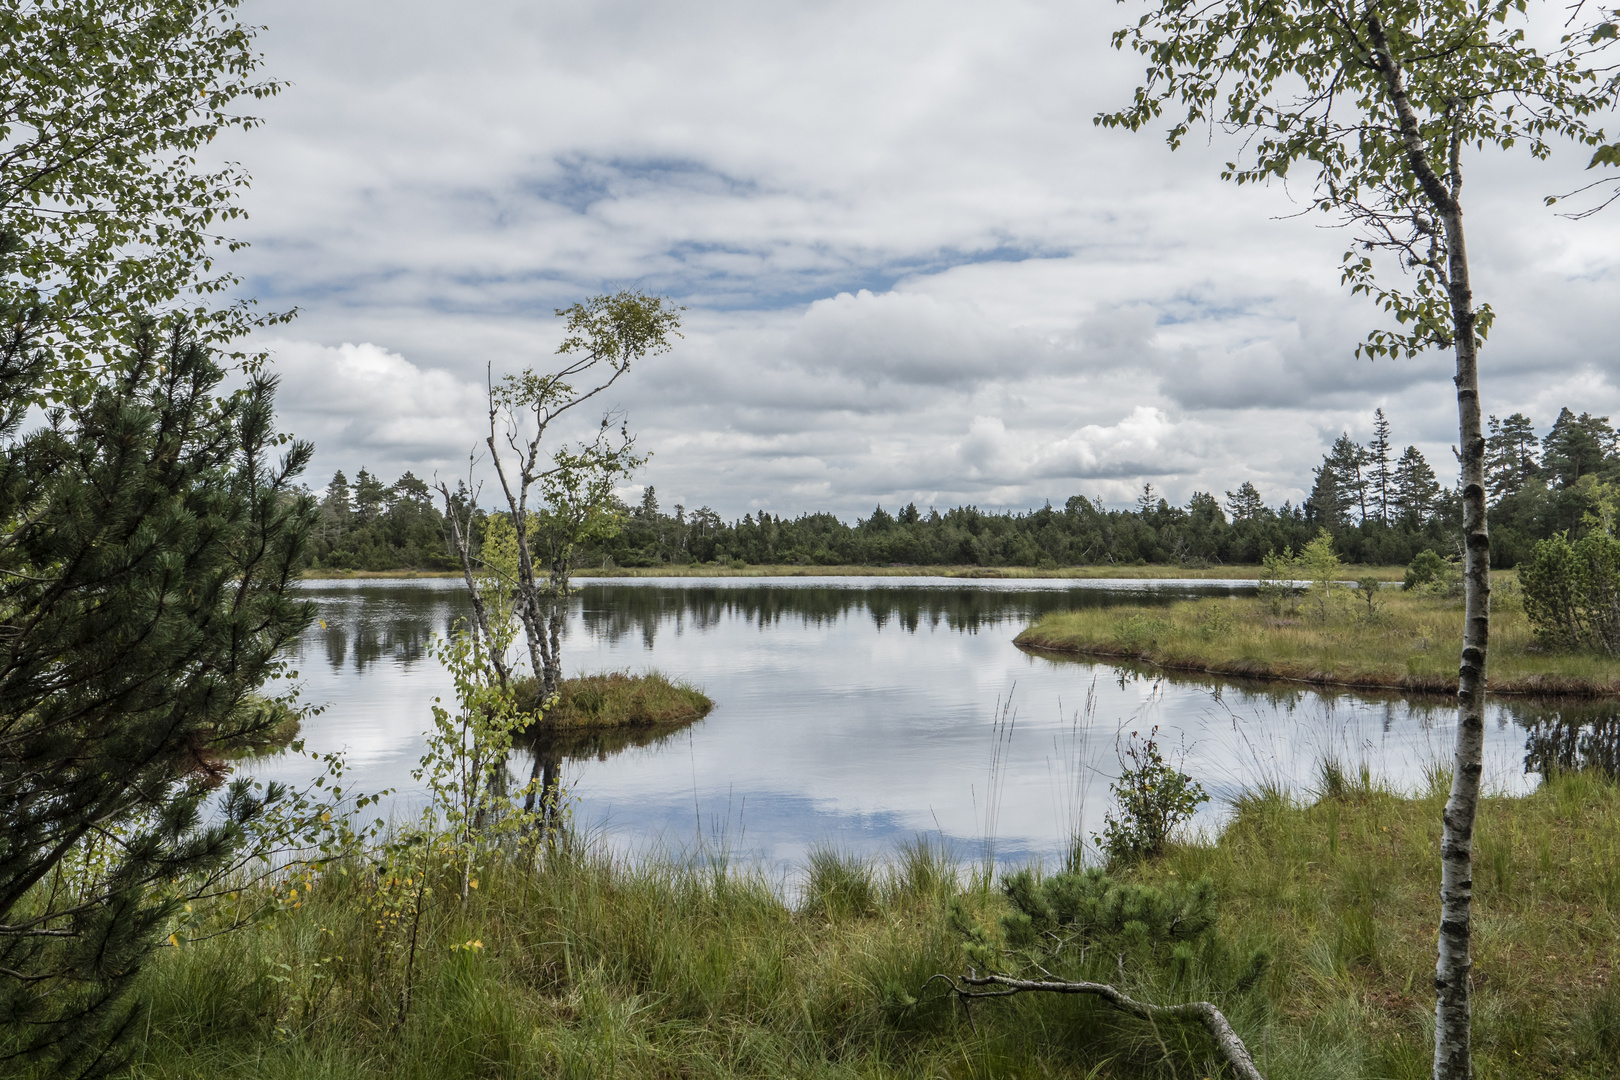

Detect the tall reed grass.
xmin=116 ymin=762 xmax=1620 ymax=1079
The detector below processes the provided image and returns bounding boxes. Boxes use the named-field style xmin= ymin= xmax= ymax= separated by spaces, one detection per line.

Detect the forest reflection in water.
xmin=264 ymin=577 xmax=1620 ymax=866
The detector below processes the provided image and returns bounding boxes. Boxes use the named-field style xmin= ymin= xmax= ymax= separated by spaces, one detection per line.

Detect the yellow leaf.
xmin=168 ymin=934 xmax=179 ymax=947
xmin=469 ymin=878 xmax=479 ymax=890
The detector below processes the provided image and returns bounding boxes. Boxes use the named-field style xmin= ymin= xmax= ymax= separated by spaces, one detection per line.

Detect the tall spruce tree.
xmin=1392 ymin=444 xmax=1441 ymax=525
xmin=0 ymin=315 xmax=315 ymax=1072
xmin=1369 ymin=408 xmax=1394 ymax=523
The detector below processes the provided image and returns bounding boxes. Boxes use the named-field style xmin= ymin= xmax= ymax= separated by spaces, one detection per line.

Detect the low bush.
xmin=1096 ymin=727 xmax=1209 ymax=864
xmin=1519 ymin=532 xmax=1620 ymax=653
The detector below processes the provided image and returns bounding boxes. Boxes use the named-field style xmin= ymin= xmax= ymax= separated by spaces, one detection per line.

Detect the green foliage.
xmin=1403 ymin=548 xmax=1448 ymax=591
xmin=1300 ymin=528 xmax=1343 ymax=620
xmin=1258 ymin=544 xmax=1302 ymax=615
xmin=1096 ymin=727 xmax=1210 ymax=864
xmin=0 ymin=319 xmax=315 ymax=1072
xmin=453 ymin=290 xmax=679 ymax=700
xmin=952 ymin=863 xmax=1271 ymax=1073
xmin=1097 ymin=0 xmax=1615 ymax=359
xmin=1113 ymin=612 xmax=1170 ymax=650
xmin=0 ymin=0 xmax=290 ymax=391
xmin=996 ymin=865 xmax=1221 ymax=968
xmin=1519 ymin=531 xmax=1620 ymax=653
xmin=306 ymin=469 xmax=454 ymax=572
xmin=1355 ymin=575 xmax=1384 ymax=617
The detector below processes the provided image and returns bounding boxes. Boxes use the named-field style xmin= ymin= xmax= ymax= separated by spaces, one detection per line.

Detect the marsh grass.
xmin=1017 ymin=579 xmax=1620 ymax=696
xmin=118 ymin=770 xmax=1620 ymax=1079
xmin=512 ymin=670 xmax=713 ymax=731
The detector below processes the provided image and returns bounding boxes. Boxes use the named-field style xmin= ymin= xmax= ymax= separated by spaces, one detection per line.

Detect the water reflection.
xmin=250 ymin=577 xmax=1620 ymax=870
xmin=574 ymin=576 xmax=1240 ymax=647
xmin=1513 ymin=702 xmax=1620 ymax=779
xmin=294 ymin=579 xmax=470 ymax=675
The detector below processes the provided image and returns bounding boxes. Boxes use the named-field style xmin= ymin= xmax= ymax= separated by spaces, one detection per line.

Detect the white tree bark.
xmin=1365 ymin=13 xmax=1490 ymax=1079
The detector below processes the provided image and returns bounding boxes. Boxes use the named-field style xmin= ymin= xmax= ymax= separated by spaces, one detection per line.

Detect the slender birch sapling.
xmin=437 ymin=291 xmax=679 ymax=704
xmin=1097 ymin=3 xmax=1616 ymax=1076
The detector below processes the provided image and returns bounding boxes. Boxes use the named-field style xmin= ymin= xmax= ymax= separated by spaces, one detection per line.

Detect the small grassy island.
xmin=1017 ymin=573 xmax=1620 ymax=698
xmin=513 ymin=670 xmax=713 ymax=731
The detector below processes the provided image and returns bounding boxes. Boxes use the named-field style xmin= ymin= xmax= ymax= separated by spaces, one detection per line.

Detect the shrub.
xmin=1403 ymin=549 xmax=1448 ymax=591
xmin=1257 ymin=545 xmax=1301 ymax=616
xmin=1299 ymin=528 xmax=1342 ymax=620
xmin=953 ymin=865 xmax=1269 ymax=1016
xmin=1351 ymin=575 xmax=1383 ymax=617
xmin=1096 ymin=727 xmax=1209 ymax=863
xmin=1519 ymin=532 xmax=1620 ymax=653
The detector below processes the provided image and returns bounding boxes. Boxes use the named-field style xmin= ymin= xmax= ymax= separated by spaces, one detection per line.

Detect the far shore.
xmin=1016 ymin=582 xmax=1620 ymax=699
xmin=301 ymin=563 xmax=1409 ymax=582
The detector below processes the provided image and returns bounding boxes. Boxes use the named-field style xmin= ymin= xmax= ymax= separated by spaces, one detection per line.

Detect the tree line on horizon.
xmin=304 ymin=406 xmax=1620 ymax=572
xmin=301 ymin=406 xmax=1620 ymax=572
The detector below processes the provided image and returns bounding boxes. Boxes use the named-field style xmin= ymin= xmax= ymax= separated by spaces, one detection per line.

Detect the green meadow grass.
xmin=1017 ymin=579 xmax=1620 ymax=697
xmin=122 ymin=770 xmax=1620 ymax=1079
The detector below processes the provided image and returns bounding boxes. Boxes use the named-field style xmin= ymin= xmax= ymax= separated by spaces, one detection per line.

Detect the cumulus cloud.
xmin=224 ymin=0 xmax=1620 ymax=517
xmin=267 ymin=340 xmax=487 ymax=485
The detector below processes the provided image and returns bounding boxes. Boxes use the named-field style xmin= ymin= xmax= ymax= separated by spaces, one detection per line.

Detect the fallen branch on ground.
xmin=928 ymin=970 xmax=1265 ymax=1080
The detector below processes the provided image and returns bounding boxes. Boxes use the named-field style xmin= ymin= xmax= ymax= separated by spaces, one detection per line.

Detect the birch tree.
xmin=437 ymin=290 xmax=680 ymax=704
xmin=1097 ymin=2 xmax=1617 ymax=1076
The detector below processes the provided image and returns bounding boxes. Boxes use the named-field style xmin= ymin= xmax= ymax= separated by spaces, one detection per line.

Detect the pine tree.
xmin=352 ymin=467 xmax=388 ymax=524
xmin=1485 ymin=413 xmax=1542 ymax=502
xmin=1541 ymin=408 xmax=1616 ymax=488
xmin=1369 ymin=409 xmax=1393 ymax=523
xmin=390 ymin=471 xmax=433 ymax=509
xmin=1224 ymin=481 xmax=1266 ymax=521
xmin=1326 ymin=432 xmax=1372 ymax=523
xmin=1392 ymin=445 xmax=1441 ymax=525
xmin=0 ymin=320 xmax=316 ymax=1071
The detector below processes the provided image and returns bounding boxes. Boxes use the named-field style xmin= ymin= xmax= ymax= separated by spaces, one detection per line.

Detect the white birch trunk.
xmin=1365 ymin=12 xmax=1490 ymax=1078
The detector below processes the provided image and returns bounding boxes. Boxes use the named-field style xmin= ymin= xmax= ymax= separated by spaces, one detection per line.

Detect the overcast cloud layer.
xmin=222 ymin=0 xmax=1620 ymax=518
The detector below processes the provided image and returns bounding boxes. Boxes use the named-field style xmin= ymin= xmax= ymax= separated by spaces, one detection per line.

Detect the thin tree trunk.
xmin=1365 ymin=14 xmax=1489 ymax=1079
xmin=437 ymin=483 xmax=510 ymax=690
xmin=1433 ymin=166 xmax=1489 ymax=1080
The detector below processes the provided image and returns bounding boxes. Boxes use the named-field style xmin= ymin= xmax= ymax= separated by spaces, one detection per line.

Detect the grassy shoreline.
xmin=303 ymin=563 xmax=1408 ymax=582
xmin=1017 ymin=582 xmax=1620 ymax=698
xmin=127 ymin=769 xmax=1620 ymax=1078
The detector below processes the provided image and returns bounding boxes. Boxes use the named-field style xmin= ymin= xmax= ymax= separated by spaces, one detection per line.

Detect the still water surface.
xmin=249 ymin=577 xmax=1602 ymax=869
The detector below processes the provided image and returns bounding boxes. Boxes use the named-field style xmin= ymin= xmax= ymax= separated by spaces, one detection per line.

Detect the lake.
xmin=247 ymin=576 xmax=1606 ymax=870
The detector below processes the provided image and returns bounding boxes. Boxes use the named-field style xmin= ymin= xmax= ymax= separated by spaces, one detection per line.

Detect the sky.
xmin=219 ymin=0 xmax=1620 ymax=520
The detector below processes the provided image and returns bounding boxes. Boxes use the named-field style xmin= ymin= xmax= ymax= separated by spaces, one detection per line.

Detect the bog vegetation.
xmin=111 ymin=760 xmax=1620 ymax=1080
xmin=1020 ymin=537 xmax=1620 ymax=697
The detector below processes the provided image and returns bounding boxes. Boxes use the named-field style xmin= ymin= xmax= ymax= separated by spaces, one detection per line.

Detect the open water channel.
xmin=245 ymin=577 xmax=1618 ymax=870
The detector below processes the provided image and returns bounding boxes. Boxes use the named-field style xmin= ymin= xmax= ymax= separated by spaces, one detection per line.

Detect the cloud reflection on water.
xmin=252 ymin=577 xmax=1612 ymax=871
